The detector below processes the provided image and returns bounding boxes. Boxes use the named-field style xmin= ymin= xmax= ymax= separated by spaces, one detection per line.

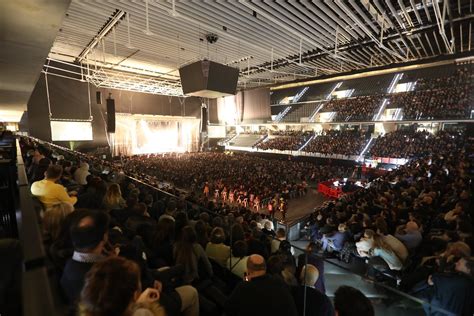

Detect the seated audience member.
xmin=43 ymin=202 xmax=75 ymax=243
xmin=421 ymin=257 xmax=474 ymax=316
xmin=321 ymin=223 xmax=349 ymax=253
xmin=292 ymin=264 xmax=333 ymax=316
xmin=356 ymin=229 xmax=375 ymax=258
xmin=395 ymin=221 xmax=423 ymax=251
xmin=367 ymin=234 xmax=403 ymax=277
xmin=125 ymin=203 xmax=156 ymax=233
xmin=60 ymin=210 xmax=110 ymax=304
xmin=334 ymin=286 xmax=374 ymax=316
xmin=224 ymin=254 xmax=298 ymax=316
xmin=103 ymin=183 xmax=126 ymax=210
xmin=206 ymin=227 xmax=230 ymax=267
xmin=271 ymin=228 xmax=291 ymax=254
xmin=159 ymin=200 xmax=177 ymax=222
xmin=78 ymin=256 xmax=165 ymax=316
xmin=31 ymin=165 xmax=78 ymax=208
xmin=226 ymin=240 xmax=249 ymax=279
xmin=74 ymin=162 xmax=90 ymax=185
xmin=76 ymin=177 xmax=107 ymax=209
xmin=61 ymin=210 xmax=199 ymax=316
xmin=174 ymin=225 xmax=213 ymax=284
xmin=30 ymin=157 xmax=52 ymax=183
xmin=151 ymin=218 xmax=175 ymax=267
xmin=297 ymin=242 xmax=326 ymax=293
xmin=376 ymin=218 xmax=408 ymax=263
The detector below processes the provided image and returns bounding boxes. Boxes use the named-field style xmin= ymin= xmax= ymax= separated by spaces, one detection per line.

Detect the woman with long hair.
xmin=103 ymin=183 xmax=126 ymax=210
xmin=43 ymin=202 xmax=74 ymax=243
xmin=78 ymin=256 xmax=165 ymax=316
xmin=367 ymin=233 xmax=403 ymax=278
xmin=174 ymin=225 xmax=213 ymax=284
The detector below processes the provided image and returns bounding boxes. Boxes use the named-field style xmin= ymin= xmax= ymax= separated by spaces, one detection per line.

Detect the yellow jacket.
xmin=31 ymin=179 xmax=77 ymax=208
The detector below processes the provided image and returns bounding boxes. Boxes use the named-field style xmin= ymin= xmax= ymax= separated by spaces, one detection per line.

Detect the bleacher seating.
xmin=280 ymin=102 xmax=323 ymax=123
xmin=227 ymin=134 xmax=263 ymax=147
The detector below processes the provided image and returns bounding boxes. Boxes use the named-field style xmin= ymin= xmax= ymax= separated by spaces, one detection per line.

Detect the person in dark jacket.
xmin=224 ymin=254 xmax=298 ymax=316
xmin=292 ymin=264 xmax=333 ymax=316
xmin=334 ymin=285 xmax=374 ymax=316
xmin=423 ymin=257 xmax=474 ymax=316
xmin=297 ymin=242 xmax=326 ymax=293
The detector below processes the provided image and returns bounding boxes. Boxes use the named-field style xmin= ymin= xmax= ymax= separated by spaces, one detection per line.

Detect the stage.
xmin=265 ymin=187 xmax=329 ymax=225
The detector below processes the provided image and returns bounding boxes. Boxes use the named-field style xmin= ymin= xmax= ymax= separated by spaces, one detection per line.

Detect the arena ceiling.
xmin=47 ymin=0 xmax=474 ymax=96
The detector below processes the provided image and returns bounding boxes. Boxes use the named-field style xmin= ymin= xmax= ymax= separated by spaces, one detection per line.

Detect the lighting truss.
xmin=43 ymin=58 xmax=184 ymax=96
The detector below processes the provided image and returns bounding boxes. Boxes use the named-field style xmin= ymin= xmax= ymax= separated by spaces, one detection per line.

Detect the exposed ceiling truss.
xmin=49 ymin=0 xmax=474 ymax=95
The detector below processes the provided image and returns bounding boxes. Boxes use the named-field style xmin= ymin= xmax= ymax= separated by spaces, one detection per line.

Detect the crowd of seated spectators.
xmin=306 ymin=133 xmax=474 ymax=315
xmin=387 ymin=66 xmax=472 ymax=120
xmin=303 ymin=129 xmax=369 ymax=157
xmin=323 ymin=95 xmax=383 ymax=122
xmin=18 ymin=137 xmax=379 ymax=316
xmin=369 ymin=128 xmax=465 ymax=159
xmin=123 ymin=152 xmax=351 ymax=214
xmin=255 ymin=131 xmax=312 ymax=151
xmin=17 ymin=130 xmax=474 ymax=315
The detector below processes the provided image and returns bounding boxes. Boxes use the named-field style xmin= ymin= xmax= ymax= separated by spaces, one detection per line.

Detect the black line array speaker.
xmin=179 ymin=60 xmax=239 ymax=98
xmin=106 ymin=97 xmax=115 ymax=133
xmin=96 ymin=91 xmax=102 ymax=104
xmin=201 ymin=106 xmax=208 ymax=133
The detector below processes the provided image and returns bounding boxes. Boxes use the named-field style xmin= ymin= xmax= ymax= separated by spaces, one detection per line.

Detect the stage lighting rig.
xmin=206 ymin=33 xmax=219 ymax=44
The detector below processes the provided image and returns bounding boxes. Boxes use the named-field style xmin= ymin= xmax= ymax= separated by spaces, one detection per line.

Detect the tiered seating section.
xmin=368 ymin=129 xmax=465 ymax=159
xmin=274 ymin=63 xmax=473 ymax=123
xmin=302 ymin=130 xmax=368 ymax=156
xmin=322 ymin=95 xmax=384 ymax=122
xmin=255 ymin=131 xmax=312 ymax=151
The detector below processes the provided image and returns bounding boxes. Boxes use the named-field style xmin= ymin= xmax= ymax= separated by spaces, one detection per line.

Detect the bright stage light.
xmin=113 ymin=114 xmax=199 ymax=155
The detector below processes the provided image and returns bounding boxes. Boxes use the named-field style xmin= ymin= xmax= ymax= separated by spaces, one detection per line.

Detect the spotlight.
xmin=206 ymin=33 xmax=219 ymax=44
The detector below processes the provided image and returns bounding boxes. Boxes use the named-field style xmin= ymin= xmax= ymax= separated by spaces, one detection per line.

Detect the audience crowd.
xmin=255 ymin=131 xmax=312 ymax=151
xmin=122 ymin=152 xmax=351 ymax=215
xmin=369 ymin=128 xmax=465 ymax=159
xmin=303 ymin=129 xmax=369 ymax=157
xmin=323 ymin=95 xmax=383 ymax=122
xmin=18 ymin=137 xmax=377 ymax=316
xmin=306 ymin=132 xmax=474 ymax=315
xmin=11 ymin=127 xmax=474 ymax=316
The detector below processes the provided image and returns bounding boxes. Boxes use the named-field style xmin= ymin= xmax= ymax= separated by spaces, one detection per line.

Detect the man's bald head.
xmin=247 ymin=254 xmax=266 ymax=275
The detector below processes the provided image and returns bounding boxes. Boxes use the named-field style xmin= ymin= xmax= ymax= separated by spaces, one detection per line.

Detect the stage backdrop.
xmin=112 ymin=114 xmax=200 ymax=156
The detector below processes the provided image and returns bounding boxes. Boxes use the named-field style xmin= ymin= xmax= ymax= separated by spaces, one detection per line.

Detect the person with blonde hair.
xmin=103 ymin=183 xmax=126 ymax=210
xmin=367 ymin=233 xmax=403 ymax=278
xmin=43 ymin=202 xmax=74 ymax=242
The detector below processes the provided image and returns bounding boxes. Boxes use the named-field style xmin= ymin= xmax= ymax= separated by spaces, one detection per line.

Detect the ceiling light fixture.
xmin=143 ymin=0 xmax=155 ymax=36
xmin=126 ymin=12 xmax=135 ymax=49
